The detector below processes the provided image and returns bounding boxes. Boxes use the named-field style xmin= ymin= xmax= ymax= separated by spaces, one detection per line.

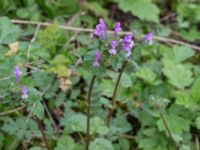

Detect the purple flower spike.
xmin=122 ymin=34 xmax=134 ymax=51
xmin=142 ymin=32 xmax=153 ymax=45
xmin=93 ymin=18 xmax=108 ymax=41
xmin=21 ymin=85 xmax=28 ymax=99
xmin=14 ymin=65 xmax=21 ymax=83
xmin=109 ymin=40 xmax=117 ymax=55
xmin=99 ymin=18 xmax=106 ymax=28
xmin=94 ymin=24 xmax=104 ymax=40
xmin=114 ymin=22 xmax=122 ymax=37
xmin=100 ymin=18 xmax=108 ymax=41
xmin=93 ymin=51 xmax=101 ymax=67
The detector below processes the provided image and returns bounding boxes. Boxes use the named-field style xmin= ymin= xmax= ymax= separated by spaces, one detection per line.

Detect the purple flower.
xmin=142 ymin=32 xmax=153 ymax=45
xmin=109 ymin=40 xmax=117 ymax=55
xmin=94 ymin=24 xmax=104 ymax=40
xmin=121 ymin=34 xmax=134 ymax=57
xmin=21 ymin=85 xmax=28 ymax=99
xmin=123 ymin=34 xmax=133 ymax=43
xmin=114 ymin=22 xmax=122 ymax=37
xmin=14 ymin=65 xmax=21 ymax=83
xmin=93 ymin=18 xmax=108 ymax=41
xmin=126 ymin=50 xmax=132 ymax=57
xmin=93 ymin=51 xmax=101 ymax=67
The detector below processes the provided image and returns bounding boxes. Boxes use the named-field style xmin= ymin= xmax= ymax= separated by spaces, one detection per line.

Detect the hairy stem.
xmin=106 ymin=60 xmax=128 ymax=126
xmin=86 ymin=76 xmax=96 ymax=150
xmin=160 ymin=112 xmax=179 ymax=150
xmin=36 ymin=117 xmax=51 ymax=150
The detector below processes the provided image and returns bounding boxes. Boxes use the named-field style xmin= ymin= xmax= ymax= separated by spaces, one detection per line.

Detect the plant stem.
xmin=106 ymin=60 xmax=128 ymax=126
xmin=86 ymin=75 xmax=96 ymax=150
xmin=36 ymin=117 xmax=51 ymax=150
xmin=160 ymin=112 xmax=179 ymax=150
xmin=11 ymin=19 xmax=200 ymax=51
xmin=0 ymin=105 xmax=26 ymax=116
xmin=41 ymin=99 xmax=58 ymax=130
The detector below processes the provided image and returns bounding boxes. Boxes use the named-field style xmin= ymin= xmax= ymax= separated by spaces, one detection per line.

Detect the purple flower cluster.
xmin=121 ymin=34 xmax=134 ymax=57
xmin=92 ymin=51 xmax=101 ymax=67
xmin=92 ymin=18 xmax=153 ymax=67
xmin=14 ymin=65 xmax=28 ymax=99
xmin=14 ymin=65 xmax=21 ymax=83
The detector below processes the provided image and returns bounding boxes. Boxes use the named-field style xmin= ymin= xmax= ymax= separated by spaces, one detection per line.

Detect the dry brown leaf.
xmin=133 ymin=100 xmax=141 ymax=109
xmin=59 ymin=77 xmax=72 ymax=92
xmin=4 ymin=41 xmax=19 ymax=56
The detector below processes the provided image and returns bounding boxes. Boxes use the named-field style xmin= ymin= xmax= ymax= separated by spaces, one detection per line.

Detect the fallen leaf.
xmin=4 ymin=41 xmax=19 ymax=56
xmin=59 ymin=77 xmax=72 ymax=92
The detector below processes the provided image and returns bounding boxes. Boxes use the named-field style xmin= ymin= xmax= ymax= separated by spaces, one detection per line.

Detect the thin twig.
xmin=36 ymin=117 xmax=52 ymax=150
xmin=106 ymin=60 xmax=128 ymax=126
xmin=41 ymin=99 xmax=58 ymax=130
xmin=0 ymin=60 xmax=43 ymax=81
xmin=86 ymin=76 xmax=96 ymax=150
xmin=27 ymin=24 xmax=41 ymax=63
xmin=11 ymin=19 xmax=200 ymax=51
xmin=66 ymin=11 xmax=85 ymax=26
xmin=160 ymin=112 xmax=179 ymax=150
xmin=0 ymin=70 xmax=38 ymax=81
xmin=0 ymin=105 xmax=26 ymax=116
xmin=115 ymin=133 xmax=135 ymax=139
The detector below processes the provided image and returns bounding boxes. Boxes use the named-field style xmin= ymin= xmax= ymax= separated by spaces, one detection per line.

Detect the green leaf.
xmin=64 ymin=114 xmax=86 ymax=134
xmin=135 ymin=67 xmax=157 ymax=84
xmin=90 ymin=138 xmax=114 ymax=150
xmin=82 ymin=2 xmax=108 ymax=16
xmin=195 ymin=116 xmax=200 ymax=130
xmin=118 ymin=138 xmax=130 ymax=150
xmin=28 ymin=87 xmax=41 ymax=103
xmin=180 ymin=28 xmax=200 ymax=42
xmin=0 ymin=17 xmax=21 ymax=44
xmin=2 ymin=117 xmax=39 ymax=140
xmin=90 ymin=117 xmax=109 ymax=135
xmin=48 ymin=64 xmax=71 ymax=77
xmin=175 ymin=77 xmax=200 ymax=109
xmin=50 ymin=54 xmax=71 ymax=65
xmin=157 ymin=113 xmax=190 ymax=135
xmin=37 ymin=24 xmax=60 ymax=54
xmin=114 ymin=0 xmax=160 ymax=22
xmin=100 ymin=97 xmax=112 ymax=109
xmin=32 ymin=72 xmax=54 ymax=89
xmin=162 ymin=45 xmax=194 ymax=64
xmin=136 ymin=127 xmax=173 ymax=150
xmin=83 ymin=50 xmax=106 ymax=76
xmin=99 ymin=80 xmax=114 ymax=97
xmin=55 ymin=136 xmax=75 ymax=150
xmin=29 ymin=147 xmax=41 ymax=150
xmin=0 ymin=132 xmax=4 ymax=149
xmin=110 ymin=115 xmax=132 ymax=133
xmin=162 ymin=59 xmax=193 ymax=89
xmin=112 ymin=72 xmax=132 ymax=87
xmin=120 ymin=73 xmax=132 ymax=87
xmin=28 ymin=102 xmax=44 ymax=119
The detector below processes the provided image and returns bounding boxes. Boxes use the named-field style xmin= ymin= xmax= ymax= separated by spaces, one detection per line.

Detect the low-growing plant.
xmin=0 ymin=6 xmax=200 ymax=149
